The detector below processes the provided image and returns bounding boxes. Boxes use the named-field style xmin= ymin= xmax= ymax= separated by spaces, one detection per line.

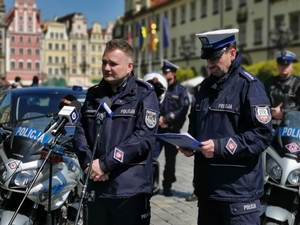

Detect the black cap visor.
xmin=277 ymin=58 xmax=292 ymax=65
xmin=200 ymin=47 xmax=227 ymax=60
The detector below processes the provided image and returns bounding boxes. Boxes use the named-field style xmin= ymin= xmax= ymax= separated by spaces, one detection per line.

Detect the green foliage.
xmin=243 ymin=60 xmax=300 ymax=82
xmin=175 ymin=68 xmax=196 ymax=83
xmin=41 ymin=77 xmax=67 ymax=87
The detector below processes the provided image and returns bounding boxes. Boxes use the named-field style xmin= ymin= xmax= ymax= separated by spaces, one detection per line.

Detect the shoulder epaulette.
xmin=136 ymin=79 xmax=154 ymax=90
xmin=240 ymin=69 xmax=257 ymax=82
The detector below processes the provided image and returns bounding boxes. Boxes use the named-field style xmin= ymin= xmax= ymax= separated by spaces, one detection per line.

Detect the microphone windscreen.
xmin=102 ymin=96 xmax=112 ymax=108
xmin=69 ymin=100 xmax=82 ymax=112
xmin=59 ymin=94 xmax=77 ymax=109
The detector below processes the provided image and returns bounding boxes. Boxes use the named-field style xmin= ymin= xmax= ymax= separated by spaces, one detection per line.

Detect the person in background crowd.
xmin=264 ymin=50 xmax=300 ymax=129
xmin=30 ymin=75 xmax=39 ymax=87
xmin=0 ymin=77 xmax=10 ymax=91
xmin=155 ymin=60 xmax=190 ymax=197
xmin=178 ymin=28 xmax=273 ymax=225
xmin=11 ymin=76 xmax=22 ymax=89
xmin=73 ymin=39 xmax=159 ymax=225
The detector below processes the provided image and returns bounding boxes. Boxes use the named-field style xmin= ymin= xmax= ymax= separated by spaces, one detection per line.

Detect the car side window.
xmin=0 ymin=93 xmax=12 ymax=123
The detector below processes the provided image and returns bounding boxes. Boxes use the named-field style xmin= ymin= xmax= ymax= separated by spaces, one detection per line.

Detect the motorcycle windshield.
xmin=272 ymin=111 xmax=300 ymax=161
xmin=3 ymin=112 xmax=55 ymax=162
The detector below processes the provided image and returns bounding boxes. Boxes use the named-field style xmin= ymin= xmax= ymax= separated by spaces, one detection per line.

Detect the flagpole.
xmin=138 ymin=51 xmax=141 ymax=79
xmin=160 ymin=14 xmax=164 ymax=66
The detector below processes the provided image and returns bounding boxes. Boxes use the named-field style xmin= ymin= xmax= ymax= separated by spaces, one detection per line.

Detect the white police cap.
xmin=161 ymin=60 xmax=179 ymax=73
xmin=275 ymin=51 xmax=296 ymax=65
xmin=195 ymin=28 xmax=239 ymax=59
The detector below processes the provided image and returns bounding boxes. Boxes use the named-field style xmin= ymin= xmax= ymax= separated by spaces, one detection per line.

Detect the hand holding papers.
xmin=155 ymin=132 xmax=202 ymax=151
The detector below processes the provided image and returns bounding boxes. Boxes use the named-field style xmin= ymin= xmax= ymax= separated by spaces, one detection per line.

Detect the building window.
xmin=27 ymin=49 xmax=32 ymax=55
xmin=36 ymin=37 xmax=39 ymax=43
xmin=28 ymin=26 xmax=32 ymax=32
xmin=62 ymin=44 xmax=66 ymax=50
xmin=55 ymin=57 xmax=59 ymax=63
xmin=50 ymin=32 xmax=54 ymax=38
xmin=55 ymin=43 xmax=59 ymax=50
xmin=171 ymin=38 xmax=177 ymax=57
xmin=239 ymin=0 xmax=246 ymax=7
xmin=11 ymin=48 xmax=15 ymax=54
xmin=225 ymin=0 xmax=232 ymax=10
xmin=213 ymin=0 xmax=219 ymax=14
xmin=201 ymin=0 xmax=207 ymax=17
xmin=82 ymin=45 xmax=86 ymax=51
xmin=48 ymin=43 xmax=52 ymax=50
xmin=92 ymin=57 xmax=95 ymax=64
xmin=27 ymin=62 xmax=32 ymax=69
xmin=35 ymin=62 xmax=40 ymax=69
xmin=19 ymin=36 xmax=23 ymax=42
xmin=48 ymin=68 xmax=52 ymax=75
xmin=19 ymin=25 xmax=23 ymax=32
xmin=19 ymin=61 xmax=23 ymax=69
xmin=35 ymin=49 xmax=40 ymax=55
xmin=72 ymin=56 xmax=76 ymax=63
xmin=72 ymin=68 xmax=76 ymax=74
xmin=62 ymin=57 xmax=65 ymax=63
xmin=290 ymin=13 xmax=300 ymax=40
xmin=190 ymin=1 xmax=196 ymax=20
xmin=48 ymin=56 xmax=52 ymax=63
xmin=180 ymin=4 xmax=186 ymax=24
xmin=72 ymin=44 xmax=76 ymax=51
xmin=171 ymin=8 xmax=176 ymax=26
xmin=11 ymin=61 xmax=15 ymax=69
xmin=254 ymin=19 xmax=263 ymax=45
xmin=92 ymin=45 xmax=95 ymax=51
xmin=27 ymin=37 xmax=31 ymax=43
xmin=55 ymin=68 xmax=59 ymax=75
xmin=11 ymin=36 xmax=15 ymax=42
xmin=19 ymin=48 xmax=23 ymax=55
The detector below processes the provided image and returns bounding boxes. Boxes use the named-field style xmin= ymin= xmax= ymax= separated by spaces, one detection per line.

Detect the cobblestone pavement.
xmin=150 ymin=121 xmax=198 ymax=225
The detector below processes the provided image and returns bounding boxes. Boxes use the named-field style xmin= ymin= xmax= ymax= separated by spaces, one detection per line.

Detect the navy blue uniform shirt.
xmin=73 ymin=74 xmax=160 ymax=198
xmin=189 ymin=53 xmax=273 ymax=202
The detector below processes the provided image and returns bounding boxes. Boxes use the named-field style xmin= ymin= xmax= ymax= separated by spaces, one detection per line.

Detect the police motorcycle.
xmin=143 ymin=72 xmax=168 ymax=195
xmin=260 ymin=111 xmax=300 ymax=225
xmin=0 ymin=111 xmax=84 ymax=225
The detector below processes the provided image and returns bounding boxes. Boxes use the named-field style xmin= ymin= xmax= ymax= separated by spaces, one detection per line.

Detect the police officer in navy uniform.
xmin=264 ymin=50 xmax=300 ymax=129
xmin=155 ymin=60 xmax=190 ymax=196
xmin=73 ymin=39 xmax=159 ymax=225
xmin=178 ymin=29 xmax=273 ymax=225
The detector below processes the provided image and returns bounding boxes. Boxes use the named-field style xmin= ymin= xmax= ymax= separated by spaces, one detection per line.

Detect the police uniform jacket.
xmin=264 ymin=74 xmax=300 ymax=115
xmin=73 ymin=74 xmax=160 ymax=198
xmin=189 ymin=53 xmax=273 ymax=202
xmin=159 ymin=79 xmax=190 ymax=133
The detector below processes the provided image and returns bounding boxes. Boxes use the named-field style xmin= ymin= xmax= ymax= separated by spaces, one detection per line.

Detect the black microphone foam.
xmin=69 ymin=100 xmax=82 ymax=112
xmin=59 ymin=94 xmax=77 ymax=109
xmin=102 ymin=96 xmax=112 ymax=108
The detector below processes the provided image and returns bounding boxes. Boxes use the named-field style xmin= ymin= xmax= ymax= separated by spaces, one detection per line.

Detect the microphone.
xmin=95 ymin=97 xmax=113 ymax=119
xmin=59 ymin=94 xmax=78 ymax=109
xmin=53 ymin=100 xmax=81 ymax=135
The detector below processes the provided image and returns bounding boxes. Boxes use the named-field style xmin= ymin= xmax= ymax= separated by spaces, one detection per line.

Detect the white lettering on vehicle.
xmin=14 ymin=127 xmax=46 ymax=143
xmin=281 ymin=127 xmax=300 ymax=139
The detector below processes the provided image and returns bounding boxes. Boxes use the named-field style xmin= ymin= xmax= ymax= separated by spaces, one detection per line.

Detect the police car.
xmin=0 ymin=86 xmax=87 ymax=128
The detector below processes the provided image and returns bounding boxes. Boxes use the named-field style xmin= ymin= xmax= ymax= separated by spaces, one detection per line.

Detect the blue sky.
xmin=5 ymin=0 xmax=125 ymax=28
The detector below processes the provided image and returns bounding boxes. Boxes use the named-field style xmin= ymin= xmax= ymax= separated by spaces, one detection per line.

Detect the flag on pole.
xmin=126 ymin=25 xmax=132 ymax=45
xmin=139 ymin=23 xmax=147 ymax=52
xmin=162 ymin=16 xmax=169 ymax=48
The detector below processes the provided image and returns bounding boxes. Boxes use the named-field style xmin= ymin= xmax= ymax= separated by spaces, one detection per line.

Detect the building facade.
xmin=0 ymin=0 xmax=5 ymax=79
xmin=5 ymin=0 xmax=43 ymax=86
xmin=117 ymin=0 xmax=300 ymax=78
xmin=41 ymin=20 xmax=69 ymax=86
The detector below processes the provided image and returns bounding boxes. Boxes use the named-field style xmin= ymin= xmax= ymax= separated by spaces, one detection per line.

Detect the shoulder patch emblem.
xmin=113 ymin=148 xmax=124 ymax=163
xmin=226 ymin=138 xmax=237 ymax=155
xmin=145 ymin=110 xmax=158 ymax=129
xmin=255 ymin=106 xmax=271 ymax=124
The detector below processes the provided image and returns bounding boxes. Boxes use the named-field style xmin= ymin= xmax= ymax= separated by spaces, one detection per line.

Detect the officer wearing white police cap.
xmin=264 ymin=50 xmax=300 ymax=126
xmin=178 ymin=28 xmax=273 ymax=224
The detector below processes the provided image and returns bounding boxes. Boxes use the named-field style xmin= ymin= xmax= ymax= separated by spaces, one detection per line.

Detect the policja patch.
xmin=145 ymin=110 xmax=158 ymax=129
xmin=255 ymin=106 xmax=271 ymax=124
xmin=113 ymin=148 xmax=124 ymax=163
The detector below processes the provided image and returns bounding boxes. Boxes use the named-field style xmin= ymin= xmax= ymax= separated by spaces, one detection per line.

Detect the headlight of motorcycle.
xmin=9 ymin=170 xmax=37 ymax=188
xmin=287 ymin=169 xmax=300 ymax=185
xmin=266 ymin=156 xmax=282 ymax=181
xmin=0 ymin=156 xmax=7 ymax=185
